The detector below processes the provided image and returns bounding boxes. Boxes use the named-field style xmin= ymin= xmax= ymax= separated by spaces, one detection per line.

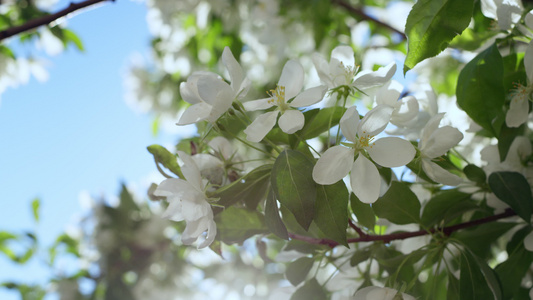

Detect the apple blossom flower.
xmin=154 ymin=151 xmax=216 ymax=249
xmin=480 ymin=0 xmax=523 ymax=31
xmin=178 ymin=47 xmax=250 ymax=125
xmin=353 ymin=286 xmax=416 ymax=300
xmin=419 ymin=113 xmax=464 ymax=186
xmin=373 ymin=80 xmax=419 ymax=127
xmin=312 ymin=45 xmax=396 ymax=92
xmin=506 ymin=40 xmax=533 ymax=127
xmin=243 ymin=59 xmax=327 ymax=142
xmin=312 ymin=105 xmax=415 ymax=203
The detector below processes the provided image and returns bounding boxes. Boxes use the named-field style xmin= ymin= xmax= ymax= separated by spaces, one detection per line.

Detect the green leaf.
xmin=63 ymin=29 xmax=84 ymax=51
xmin=372 ymin=182 xmax=421 ymax=225
xmin=146 ymin=144 xmax=183 ymax=177
xmin=264 ymin=188 xmax=289 ymax=240
xmin=421 ymin=189 xmax=472 ymax=227
xmin=271 ymin=150 xmax=317 ymax=230
xmin=285 ymin=256 xmax=315 ymax=286
xmin=456 ymin=44 xmax=505 ymax=136
xmin=314 ymin=182 xmax=349 ymax=246
xmin=350 ymin=193 xmax=375 ymax=230
xmin=495 ymin=239 xmax=533 ymax=299
xmin=215 ymin=206 xmax=267 ymax=245
xmin=404 ymin=0 xmax=474 ymax=73
xmin=488 ymin=172 xmax=533 ymax=223
xmin=449 ymin=27 xmax=498 ymax=51
xmin=463 ymin=164 xmax=486 ymax=184
xmin=31 ymin=198 xmax=40 ymax=223
xmin=290 ymin=278 xmax=327 ymax=300
xmin=214 ymin=164 xmax=272 ymax=208
xmin=118 ymin=184 xmax=139 ymax=212
xmin=299 ymin=107 xmax=347 ymax=140
xmin=459 ymin=249 xmax=502 ymax=300
xmin=497 ymin=122 xmax=525 ymax=162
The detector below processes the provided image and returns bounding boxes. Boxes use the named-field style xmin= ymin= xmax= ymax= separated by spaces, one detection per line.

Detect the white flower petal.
xmin=422 ymin=126 xmax=463 ymax=158
xmin=278 ymin=60 xmax=304 ymax=99
xmin=161 ymin=199 xmax=184 ymax=222
xmin=154 ymin=178 xmax=194 ymax=198
xmin=506 ymin=93 xmax=530 ymax=128
xmin=420 ymin=113 xmax=445 ymax=144
xmin=525 ymin=40 xmax=533 ymax=83
xmin=312 ymin=146 xmax=355 ymax=185
xmin=243 ymin=97 xmax=273 ymax=111
xmin=177 ymin=102 xmax=212 ymax=125
xmin=222 ymin=46 xmax=245 ymax=93
xmin=351 ymin=155 xmax=381 ymax=204
xmin=375 ymin=80 xmax=402 ymax=107
xmin=331 ymin=45 xmax=355 ymax=69
xmin=358 ymin=105 xmax=394 ymax=137
xmin=367 ymin=137 xmax=415 ymax=168
xmin=312 ymin=53 xmax=334 ymax=88
xmin=198 ymin=217 xmax=217 ymax=249
xmin=208 ymin=136 xmax=234 ymax=159
xmin=244 ymin=111 xmax=279 ymax=142
xmin=391 ymin=95 xmax=420 ymax=126
xmin=352 ymin=62 xmax=397 ymax=90
xmin=290 ymin=85 xmax=327 ymax=107
xmin=197 ymin=75 xmax=233 ymax=107
xmin=340 ymin=106 xmax=360 ymax=143
xmin=178 ymin=151 xmax=204 ymax=190
xmin=422 ymin=159 xmax=462 ymax=186
xmin=278 ymin=109 xmax=305 ymax=134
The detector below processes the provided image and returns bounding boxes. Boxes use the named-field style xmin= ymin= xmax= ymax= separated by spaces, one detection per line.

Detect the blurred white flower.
xmin=154 ymin=151 xmax=216 ymax=249
xmin=480 ymin=0 xmax=523 ymax=31
xmin=373 ymin=80 xmax=419 ymax=127
xmin=419 ymin=113 xmax=463 ymax=186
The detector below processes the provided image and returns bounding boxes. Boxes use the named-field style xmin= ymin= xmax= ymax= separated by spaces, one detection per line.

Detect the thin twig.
xmin=288 ymin=209 xmax=517 ymax=248
xmin=331 ymin=0 xmax=407 ymax=41
xmin=0 ymin=0 xmax=114 ymax=41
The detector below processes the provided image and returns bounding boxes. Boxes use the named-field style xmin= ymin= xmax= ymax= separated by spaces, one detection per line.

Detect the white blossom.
xmin=313 ymin=106 xmax=415 ymax=203
xmin=154 ymin=151 xmax=216 ymax=249
xmin=243 ymin=59 xmax=327 ymax=142
xmin=419 ymin=113 xmax=464 ymax=186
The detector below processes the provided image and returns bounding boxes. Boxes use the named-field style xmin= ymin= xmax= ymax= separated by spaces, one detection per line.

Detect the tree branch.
xmin=0 ymin=0 xmax=114 ymax=41
xmin=331 ymin=0 xmax=407 ymax=41
xmin=288 ymin=209 xmax=517 ymax=248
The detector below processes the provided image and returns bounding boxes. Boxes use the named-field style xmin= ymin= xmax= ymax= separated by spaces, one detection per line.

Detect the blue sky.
xmin=0 ymin=1 xmax=174 ymax=298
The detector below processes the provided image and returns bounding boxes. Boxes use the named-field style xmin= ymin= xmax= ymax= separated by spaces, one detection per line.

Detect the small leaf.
xmin=404 ymin=0 xmax=474 ymax=73
xmin=31 ymin=198 xmax=40 ymax=223
xmin=456 ymin=44 xmax=505 ymax=136
xmin=214 ymin=164 xmax=272 ymax=208
xmin=147 ymin=144 xmax=183 ymax=177
xmin=63 ymin=29 xmax=84 ymax=51
xmin=215 ymin=206 xmax=267 ymax=245
xmin=495 ymin=237 xmax=533 ymax=299
xmin=314 ymin=182 xmax=349 ymax=246
xmin=286 ymin=256 xmax=315 ymax=286
xmin=372 ymin=182 xmax=421 ymax=225
xmin=290 ymin=278 xmax=327 ymax=300
xmin=265 ymin=188 xmax=289 ymax=240
xmin=350 ymin=193 xmax=375 ymax=230
xmin=271 ymin=150 xmax=317 ymax=230
xmin=488 ymin=172 xmax=533 ymax=223
xmin=350 ymin=247 xmax=372 ymax=266
xmin=463 ymin=164 xmax=486 ymax=184
xmin=453 ymin=222 xmax=516 ymax=260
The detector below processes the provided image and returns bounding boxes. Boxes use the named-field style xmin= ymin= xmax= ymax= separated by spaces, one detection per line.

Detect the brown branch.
xmin=288 ymin=209 xmax=517 ymax=248
xmin=0 ymin=0 xmax=114 ymax=41
xmin=331 ymin=0 xmax=407 ymax=41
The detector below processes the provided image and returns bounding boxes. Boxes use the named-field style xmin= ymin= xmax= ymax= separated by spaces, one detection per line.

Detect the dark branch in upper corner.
xmin=331 ymin=0 xmax=407 ymax=41
xmin=0 ymin=0 xmax=114 ymax=41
